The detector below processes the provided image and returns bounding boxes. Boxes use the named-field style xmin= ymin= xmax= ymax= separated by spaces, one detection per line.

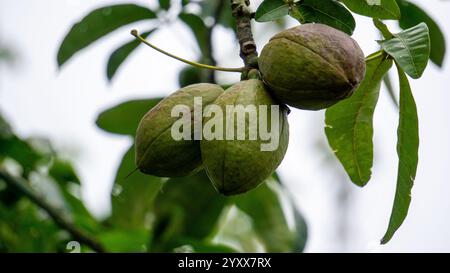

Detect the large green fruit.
xmin=200 ymin=79 xmax=289 ymax=195
xmin=136 ymin=83 xmax=223 ymax=177
xmin=259 ymin=23 xmax=366 ymax=110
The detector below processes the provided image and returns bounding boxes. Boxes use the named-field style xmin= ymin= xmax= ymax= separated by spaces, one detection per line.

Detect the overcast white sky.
xmin=1 ymin=0 xmax=450 ymax=252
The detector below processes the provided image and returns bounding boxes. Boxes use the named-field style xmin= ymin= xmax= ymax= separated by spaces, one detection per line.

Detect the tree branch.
xmin=0 ymin=169 xmax=106 ymax=253
xmin=231 ymin=0 xmax=258 ymax=69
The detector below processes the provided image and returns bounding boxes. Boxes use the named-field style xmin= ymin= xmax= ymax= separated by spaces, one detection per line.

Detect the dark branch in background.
xmin=0 ymin=169 xmax=106 ymax=253
xmin=231 ymin=0 xmax=258 ymax=69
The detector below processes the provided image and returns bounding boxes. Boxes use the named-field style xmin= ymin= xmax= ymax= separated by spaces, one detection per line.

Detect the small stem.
xmin=365 ymin=50 xmax=385 ymax=62
xmin=373 ymin=18 xmax=394 ymax=40
xmin=0 ymin=169 xmax=106 ymax=253
xmin=131 ymin=30 xmax=244 ymax=73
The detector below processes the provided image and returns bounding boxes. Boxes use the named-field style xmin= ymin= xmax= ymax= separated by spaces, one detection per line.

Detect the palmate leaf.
xmin=381 ymin=65 xmax=419 ymax=244
xmin=378 ymin=23 xmax=430 ymax=79
xmin=57 ymin=4 xmax=156 ymax=67
xmin=96 ymin=98 xmax=162 ymax=136
xmin=255 ymin=0 xmax=290 ymax=22
xmin=325 ymin=53 xmax=393 ymax=186
xmin=107 ymin=29 xmax=157 ymax=81
xmin=291 ymin=0 xmax=356 ymax=35
xmin=396 ymin=0 xmax=446 ymax=66
xmin=343 ymin=0 xmax=400 ymax=19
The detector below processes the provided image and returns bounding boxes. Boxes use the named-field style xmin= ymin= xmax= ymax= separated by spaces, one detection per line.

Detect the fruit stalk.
xmin=131 ymin=30 xmax=244 ymax=73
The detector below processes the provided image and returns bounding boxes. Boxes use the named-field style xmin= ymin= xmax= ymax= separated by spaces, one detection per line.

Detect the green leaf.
xmin=99 ymin=229 xmax=150 ymax=252
xmin=170 ymin=238 xmax=237 ymax=253
xmin=151 ymin=172 xmax=227 ymax=251
xmin=46 ymin=159 xmax=99 ymax=232
xmin=0 ymin=137 xmax=42 ymax=176
xmin=373 ymin=18 xmax=394 ymax=39
xmin=381 ymin=65 xmax=419 ymax=244
xmin=293 ymin=0 xmax=356 ymax=35
xmin=110 ymin=146 xmax=163 ymax=229
xmin=49 ymin=159 xmax=80 ymax=185
xmin=233 ymin=179 xmax=308 ymax=252
xmin=325 ymin=53 xmax=393 ymax=186
xmin=0 ymin=201 xmax=63 ymax=252
xmin=57 ymin=4 xmax=156 ymax=67
xmin=200 ymin=1 xmax=236 ymax=31
xmin=159 ymin=0 xmax=171 ymax=10
xmin=107 ymin=29 xmax=156 ymax=81
xmin=0 ymin=112 xmax=13 ymax=139
xmin=396 ymin=0 xmax=446 ymax=66
xmin=61 ymin=189 xmax=100 ymax=234
xmin=255 ymin=0 xmax=290 ymax=22
xmin=0 ymin=47 xmax=14 ymax=65
xmin=383 ymin=72 xmax=399 ymax=108
xmin=55 ymin=181 xmax=100 ymax=234
xmin=288 ymin=6 xmax=305 ymax=22
xmin=179 ymin=13 xmax=209 ymax=56
xmin=343 ymin=0 xmax=400 ymax=19
xmin=178 ymin=65 xmax=202 ymax=87
xmin=96 ymin=98 xmax=162 ymax=136
xmin=378 ymin=23 xmax=430 ymax=79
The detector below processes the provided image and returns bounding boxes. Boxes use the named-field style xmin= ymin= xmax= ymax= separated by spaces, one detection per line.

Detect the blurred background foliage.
xmin=0 ymin=0 xmax=307 ymax=253
xmin=1 ymin=0 xmax=446 ymax=252
xmin=0 ymin=105 xmax=307 ymax=252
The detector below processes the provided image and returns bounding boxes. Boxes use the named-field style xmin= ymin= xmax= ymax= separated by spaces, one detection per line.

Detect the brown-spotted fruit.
xmin=136 ymin=83 xmax=224 ymax=177
xmin=258 ymin=23 xmax=366 ymax=110
xmin=200 ymin=79 xmax=289 ymax=195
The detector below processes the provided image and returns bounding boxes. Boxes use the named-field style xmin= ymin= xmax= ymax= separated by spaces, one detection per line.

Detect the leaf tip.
xmin=351 ymin=175 xmax=370 ymax=188
xmin=380 ymin=235 xmax=391 ymax=245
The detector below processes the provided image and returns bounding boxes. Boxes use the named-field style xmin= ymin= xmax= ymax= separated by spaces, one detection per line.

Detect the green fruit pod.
xmin=259 ymin=23 xmax=366 ymax=110
xmin=200 ymin=79 xmax=289 ymax=195
xmin=136 ymin=83 xmax=223 ymax=177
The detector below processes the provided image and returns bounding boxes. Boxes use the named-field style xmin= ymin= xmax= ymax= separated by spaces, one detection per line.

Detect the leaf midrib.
xmin=394 ymin=33 xmax=420 ymax=77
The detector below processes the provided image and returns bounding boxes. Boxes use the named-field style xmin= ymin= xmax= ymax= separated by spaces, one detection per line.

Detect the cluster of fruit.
xmin=135 ymin=24 xmax=366 ymax=195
